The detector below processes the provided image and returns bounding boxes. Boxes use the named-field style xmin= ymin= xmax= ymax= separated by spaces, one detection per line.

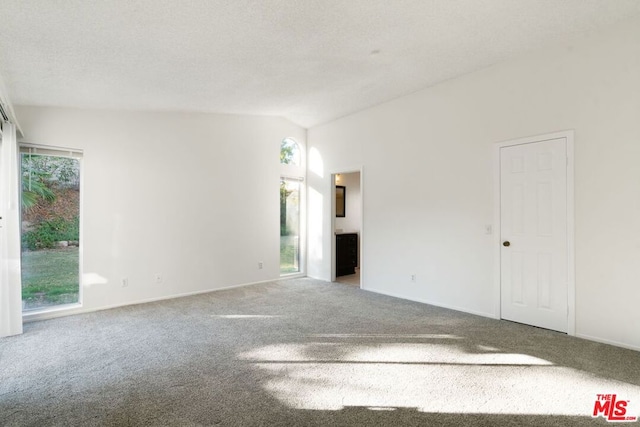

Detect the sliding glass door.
xmin=20 ymin=148 xmax=81 ymax=311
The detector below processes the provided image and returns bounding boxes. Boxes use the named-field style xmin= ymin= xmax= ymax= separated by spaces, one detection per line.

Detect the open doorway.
xmin=332 ymin=170 xmax=362 ymax=287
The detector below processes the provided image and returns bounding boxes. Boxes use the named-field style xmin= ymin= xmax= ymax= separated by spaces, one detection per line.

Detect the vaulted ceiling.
xmin=1 ymin=0 xmax=639 ymax=128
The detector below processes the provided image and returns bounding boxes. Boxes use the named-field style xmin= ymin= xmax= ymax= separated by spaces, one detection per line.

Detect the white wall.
xmin=16 ymin=106 xmax=305 ymax=316
xmin=307 ymin=18 xmax=640 ymax=351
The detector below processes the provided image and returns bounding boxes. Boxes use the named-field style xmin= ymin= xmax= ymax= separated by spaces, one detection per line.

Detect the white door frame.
xmin=330 ymin=167 xmax=364 ymax=288
xmin=493 ymin=130 xmax=575 ymax=335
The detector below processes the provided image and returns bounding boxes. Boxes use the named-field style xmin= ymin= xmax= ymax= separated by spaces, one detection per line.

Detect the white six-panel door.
xmin=500 ymin=137 xmax=568 ymax=333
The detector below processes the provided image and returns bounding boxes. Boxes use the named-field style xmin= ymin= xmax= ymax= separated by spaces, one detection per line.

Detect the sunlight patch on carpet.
xmin=240 ymin=342 xmax=640 ymax=416
xmin=254 ymin=363 xmax=640 ymax=415
xmin=308 ymin=334 xmax=463 ymax=340
xmin=211 ymin=315 xmax=283 ymax=319
xmin=239 ymin=343 xmax=553 ymax=365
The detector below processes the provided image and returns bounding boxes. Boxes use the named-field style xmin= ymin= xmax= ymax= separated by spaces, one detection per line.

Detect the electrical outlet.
xmin=121 ymin=278 xmax=129 ymax=287
xmin=155 ymin=274 xmax=163 ymax=284
xmin=411 ymin=274 xmax=416 ymax=282
xmin=258 ymin=261 xmax=263 ymax=269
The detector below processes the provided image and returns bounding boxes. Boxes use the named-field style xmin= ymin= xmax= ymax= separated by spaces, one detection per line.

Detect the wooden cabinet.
xmin=336 ymin=233 xmax=358 ymax=277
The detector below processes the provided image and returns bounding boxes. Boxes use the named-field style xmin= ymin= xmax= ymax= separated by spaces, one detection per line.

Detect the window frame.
xmin=279 ymin=138 xmax=305 ymax=277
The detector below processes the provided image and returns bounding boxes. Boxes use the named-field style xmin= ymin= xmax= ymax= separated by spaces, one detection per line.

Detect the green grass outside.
xmin=21 ymin=247 xmax=79 ymax=310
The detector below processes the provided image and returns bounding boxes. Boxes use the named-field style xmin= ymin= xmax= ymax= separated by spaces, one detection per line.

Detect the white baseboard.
xmin=363 ymin=287 xmax=497 ymax=319
xmin=363 ymin=287 xmax=640 ymax=352
xmin=22 ymin=278 xmax=277 ymax=323
xmin=575 ymin=333 xmax=640 ymax=353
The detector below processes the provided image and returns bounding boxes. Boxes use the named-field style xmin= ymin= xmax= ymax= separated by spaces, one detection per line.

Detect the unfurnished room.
xmin=1 ymin=1 xmax=640 ymax=426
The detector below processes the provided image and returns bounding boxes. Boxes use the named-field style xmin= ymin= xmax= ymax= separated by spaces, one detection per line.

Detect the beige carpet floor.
xmin=1 ymin=277 xmax=639 ymax=426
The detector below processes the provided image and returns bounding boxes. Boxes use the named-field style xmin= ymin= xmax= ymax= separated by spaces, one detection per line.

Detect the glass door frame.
xmin=19 ymin=144 xmax=83 ymax=314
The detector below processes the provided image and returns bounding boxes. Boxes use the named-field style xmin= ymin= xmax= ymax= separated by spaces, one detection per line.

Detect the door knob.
xmin=503 ymin=241 xmax=510 ymax=247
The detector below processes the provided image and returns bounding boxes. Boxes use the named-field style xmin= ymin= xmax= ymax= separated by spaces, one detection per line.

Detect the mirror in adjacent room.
xmin=336 ymin=185 xmax=345 ymax=217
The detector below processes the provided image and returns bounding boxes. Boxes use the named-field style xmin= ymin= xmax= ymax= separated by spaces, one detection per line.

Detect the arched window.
xmin=280 ymin=138 xmax=300 ymax=166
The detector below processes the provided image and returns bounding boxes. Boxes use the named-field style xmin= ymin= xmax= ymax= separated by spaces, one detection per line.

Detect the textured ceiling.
xmin=1 ymin=0 xmax=639 ymax=128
